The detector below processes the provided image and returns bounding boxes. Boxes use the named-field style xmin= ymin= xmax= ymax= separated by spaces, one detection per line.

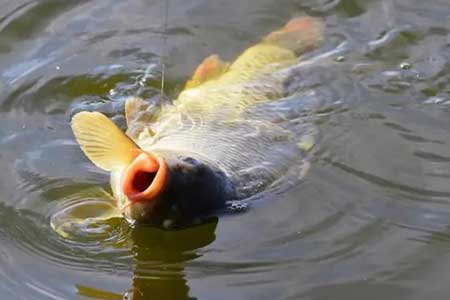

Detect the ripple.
xmin=1 ymin=0 xmax=450 ymax=299
xmin=329 ymin=159 xmax=450 ymax=200
xmin=0 ymin=203 xmax=132 ymax=272
xmin=49 ymin=192 xmax=122 ymax=240
xmin=414 ymin=151 xmax=450 ymax=163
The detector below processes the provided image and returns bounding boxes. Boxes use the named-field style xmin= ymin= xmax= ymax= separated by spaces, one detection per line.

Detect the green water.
xmin=1 ymin=0 xmax=450 ymax=299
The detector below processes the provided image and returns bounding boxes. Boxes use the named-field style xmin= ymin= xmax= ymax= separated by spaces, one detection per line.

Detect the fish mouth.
xmin=121 ymin=151 xmax=168 ymax=202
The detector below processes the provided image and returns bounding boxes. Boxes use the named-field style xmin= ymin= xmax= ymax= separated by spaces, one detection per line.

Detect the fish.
xmin=71 ymin=16 xmax=323 ymax=227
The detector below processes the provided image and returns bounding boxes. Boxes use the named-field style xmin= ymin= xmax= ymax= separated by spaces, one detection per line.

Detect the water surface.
xmin=1 ymin=0 xmax=450 ymax=299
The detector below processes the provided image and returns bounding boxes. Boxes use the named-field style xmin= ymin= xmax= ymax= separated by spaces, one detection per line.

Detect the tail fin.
xmin=263 ymin=16 xmax=323 ymax=55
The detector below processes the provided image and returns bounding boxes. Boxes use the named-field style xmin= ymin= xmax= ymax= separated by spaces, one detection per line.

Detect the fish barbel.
xmin=71 ymin=17 xmax=323 ymax=227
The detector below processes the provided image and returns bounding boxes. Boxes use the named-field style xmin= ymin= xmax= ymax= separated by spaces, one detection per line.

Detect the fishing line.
xmin=136 ymin=0 xmax=169 ymax=102
xmin=159 ymin=0 xmax=169 ymax=121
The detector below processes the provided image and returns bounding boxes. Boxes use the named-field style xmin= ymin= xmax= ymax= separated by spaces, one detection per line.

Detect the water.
xmin=1 ymin=0 xmax=450 ymax=299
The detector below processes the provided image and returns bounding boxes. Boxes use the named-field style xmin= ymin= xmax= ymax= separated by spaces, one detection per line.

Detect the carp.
xmin=71 ymin=17 xmax=323 ymax=227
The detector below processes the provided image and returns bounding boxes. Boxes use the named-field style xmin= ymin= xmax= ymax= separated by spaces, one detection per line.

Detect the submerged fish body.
xmin=71 ymin=17 xmax=323 ymax=227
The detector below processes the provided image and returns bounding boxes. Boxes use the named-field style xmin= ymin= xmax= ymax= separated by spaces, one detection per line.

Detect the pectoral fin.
xmin=185 ymin=54 xmax=229 ymax=89
xmin=71 ymin=111 xmax=140 ymax=171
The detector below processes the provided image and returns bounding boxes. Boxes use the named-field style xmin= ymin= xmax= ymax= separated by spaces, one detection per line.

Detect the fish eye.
xmin=180 ymin=157 xmax=207 ymax=176
xmin=181 ymin=156 xmax=198 ymax=165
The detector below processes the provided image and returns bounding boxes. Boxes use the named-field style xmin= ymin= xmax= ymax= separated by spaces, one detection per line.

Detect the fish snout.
xmin=121 ymin=151 xmax=168 ymax=202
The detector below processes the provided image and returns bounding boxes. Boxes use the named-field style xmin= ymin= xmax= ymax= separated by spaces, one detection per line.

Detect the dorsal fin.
xmin=71 ymin=112 xmax=140 ymax=171
xmin=185 ymin=54 xmax=229 ymax=89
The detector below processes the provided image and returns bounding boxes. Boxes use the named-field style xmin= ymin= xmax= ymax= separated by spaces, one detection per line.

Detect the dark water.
xmin=1 ymin=0 xmax=450 ymax=299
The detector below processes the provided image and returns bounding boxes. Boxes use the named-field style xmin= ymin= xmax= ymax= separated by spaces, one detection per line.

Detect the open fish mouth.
xmin=121 ymin=151 xmax=168 ymax=203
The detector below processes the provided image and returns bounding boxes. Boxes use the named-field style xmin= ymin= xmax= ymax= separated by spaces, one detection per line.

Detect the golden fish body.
xmin=71 ymin=17 xmax=323 ymax=226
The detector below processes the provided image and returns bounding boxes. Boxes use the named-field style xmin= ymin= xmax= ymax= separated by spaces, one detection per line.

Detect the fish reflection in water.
xmin=76 ymin=221 xmax=218 ymax=300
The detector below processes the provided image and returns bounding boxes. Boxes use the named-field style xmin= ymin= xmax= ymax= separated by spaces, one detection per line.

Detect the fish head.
xmin=72 ymin=112 xmax=233 ymax=228
xmin=116 ymin=151 xmax=233 ymax=227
